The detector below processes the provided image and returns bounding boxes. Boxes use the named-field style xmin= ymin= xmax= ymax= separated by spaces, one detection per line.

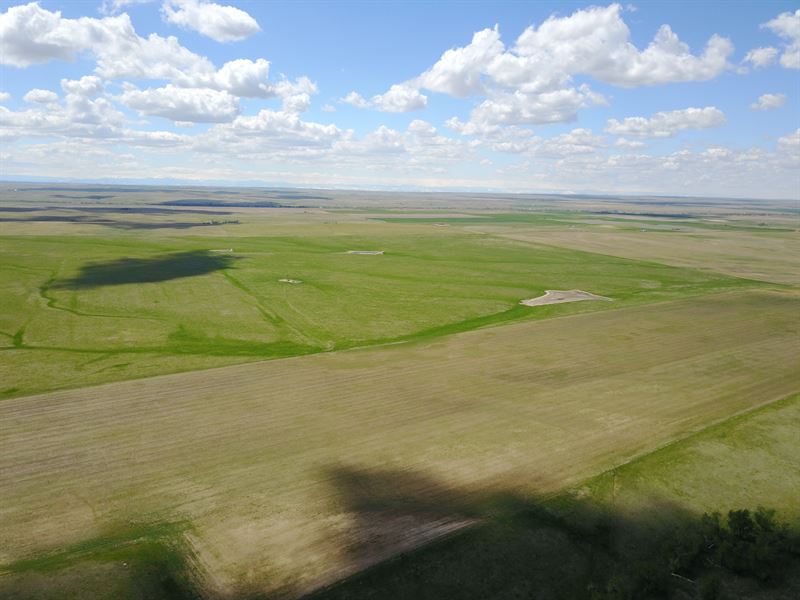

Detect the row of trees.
xmin=591 ymin=507 xmax=799 ymax=599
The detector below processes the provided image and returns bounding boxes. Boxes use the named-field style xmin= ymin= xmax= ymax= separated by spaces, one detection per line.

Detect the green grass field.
xmin=1 ymin=188 xmax=798 ymax=599
xmin=0 ymin=213 xmax=760 ymax=399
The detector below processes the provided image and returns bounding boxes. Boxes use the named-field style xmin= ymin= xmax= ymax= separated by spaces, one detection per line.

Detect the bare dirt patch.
xmin=520 ymin=289 xmax=611 ymax=307
xmin=279 ymin=279 xmax=303 ymax=284
xmin=346 ymin=250 xmax=384 ymax=255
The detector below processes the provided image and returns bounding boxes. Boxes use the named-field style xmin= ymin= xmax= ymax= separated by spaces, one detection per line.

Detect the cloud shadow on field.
xmin=53 ymin=250 xmax=237 ymax=289
xmin=0 ymin=206 xmax=232 ymax=215
xmin=0 ymin=215 xmax=235 ymax=229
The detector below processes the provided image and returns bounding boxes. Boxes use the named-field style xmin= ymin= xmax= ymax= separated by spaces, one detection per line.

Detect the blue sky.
xmin=1 ymin=1 xmax=798 ymax=198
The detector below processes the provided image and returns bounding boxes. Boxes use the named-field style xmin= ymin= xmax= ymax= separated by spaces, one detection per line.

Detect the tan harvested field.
xmin=2 ymin=289 xmax=798 ymax=597
xmin=488 ymin=227 xmax=800 ymax=285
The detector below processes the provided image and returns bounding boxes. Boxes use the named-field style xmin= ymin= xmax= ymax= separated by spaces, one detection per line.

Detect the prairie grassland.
xmin=0 ymin=208 xmax=756 ymax=399
xmin=1 ymin=290 xmax=798 ymax=597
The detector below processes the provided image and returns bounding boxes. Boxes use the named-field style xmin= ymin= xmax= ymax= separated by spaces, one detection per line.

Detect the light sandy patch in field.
xmin=346 ymin=250 xmax=384 ymax=255
xmin=520 ymin=289 xmax=611 ymax=307
xmin=1 ymin=291 xmax=798 ymax=597
xmin=279 ymin=279 xmax=303 ymax=284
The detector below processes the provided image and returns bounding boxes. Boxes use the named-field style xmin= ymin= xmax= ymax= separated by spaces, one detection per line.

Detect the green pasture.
xmin=0 ymin=220 xmax=760 ymax=398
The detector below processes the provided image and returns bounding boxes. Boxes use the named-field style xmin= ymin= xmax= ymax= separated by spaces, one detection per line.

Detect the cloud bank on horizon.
xmin=0 ymin=1 xmax=798 ymax=198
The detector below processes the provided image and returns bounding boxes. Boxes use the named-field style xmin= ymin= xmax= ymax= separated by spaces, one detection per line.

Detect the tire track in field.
xmin=220 ymin=269 xmax=321 ymax=347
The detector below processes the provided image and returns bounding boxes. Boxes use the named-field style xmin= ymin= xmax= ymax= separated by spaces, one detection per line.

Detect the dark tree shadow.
xmin=53 ymin=250 xmax=237 ymax=289
xmin=308 ymin=466 xmax=800 ymax=600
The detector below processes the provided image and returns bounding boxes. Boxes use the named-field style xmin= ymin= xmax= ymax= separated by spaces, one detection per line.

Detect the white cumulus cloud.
xmin=605 ymin=106 xmax=726 ymax=138
xmin=615 ymin=138 xmax=646 ymax=149
xmin=197 ymin=109 xmax=344 ymax=156
xmin=0 ymin=3 xmax=307 ymax=101
xmin=407 ymin=119 xmax=437 ymax=137
xmin=340 ymin=91 xmax=369 ymax=108
xmin=23 ymin=88 xmax=58 ymax=104
xmin=778 ymin=128 xmax=800 ymax=150
xmin=415 ymin=5 xmax=732 ymax=97
xmin=743 ymin=46 xmax=778 ymax=68
xmin=281 ymin=93 xmax=311 ymax=114
xmin=61 ymin=76 xmax=103 ymax=97
xmin=371 ymin=84 xmax=427 ymax=112
xmin=465 ymin=85 xmax=605 ymax=128
xmin=1 ymin=94 xmax=126 ymax=140
xmin=751 ymin=93 xmax=787 ymax=111
xmin=120 ymin=84 xmax=240 ymax=122
xmin=417 ymin=26 xmax=504 ymax=97
xmin=503 ymin=4 xmax=733 ymax=89
xmin=763 ymin=9 xmax=800 ymax=69
xmin=162 ymin=0 xmax=260 ymax=43
xmin=340 ymin=85 xmax=427 ymax=112
xmin=357 ymin=4 xmax=732 ymax=130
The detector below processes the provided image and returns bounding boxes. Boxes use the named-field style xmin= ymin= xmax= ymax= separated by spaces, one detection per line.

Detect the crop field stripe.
xmin=479 ymin=229 xmax=778 ymax=288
